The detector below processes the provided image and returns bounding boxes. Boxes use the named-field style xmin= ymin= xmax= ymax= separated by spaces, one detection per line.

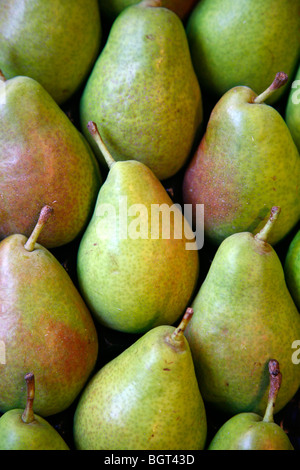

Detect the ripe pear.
xmin=80 ymin=0 xmax=203 ymax=180
xmin=285 ymin=65 xmax=300 ymax=152
xmin=0 ymin=0 xmax=101 ymax=105
xmin=184 ymin=207 xmax=300 ymax=416
xmin=186 ymin=0 xmax=300 ymax=104
xmin=98 ymin=0 xmax=199 ymax=21
xmin=208 ymin=360 xmax=294 ymax=450
xmin=284 ymin=229 xmax=300 ymax=310
xmin=0 ymin=206 xmax=99 ymax=417
xmin=0 ymin=73 xmax=102 ymax=249
xmin=77 ymin=123 xmax=199 ymax=334
xmin=183 ymin=73 xmax=300 ymax=246
xmin=73 ymin=309 xmax=207 ymax=450
xmin=0 ymin=373 xmax=70 ymax=450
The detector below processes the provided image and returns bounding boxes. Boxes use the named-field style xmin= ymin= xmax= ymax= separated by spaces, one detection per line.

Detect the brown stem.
xmin=24 ymin=205 xmax=53 ymax=252
xmin=253 ymin=72 xmax=288 ymax=104
xmin=0 ymin=70 xmax=6 ymax=82
xmin=164 ymin=308 xmax=194 ymax=352
xmin=263 ymin=359 xmax=282 ymax=423
xmin=254 ymin=206 xmax=281 ymax=243
xmin=87 ymin=121 xmax=115 ymax=170
xmin=21 ymin=373 xmax=35 ymax=424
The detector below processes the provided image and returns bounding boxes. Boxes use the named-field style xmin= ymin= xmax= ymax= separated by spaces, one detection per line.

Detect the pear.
xmin=284 ymin=229 xmax=300 ymax=310
xmin=0 ymin=206 xmax=98 ymax=417
xmin=183 ymin=72 xmax=300 ymax=246
xmin=0 ymin=0 xmax=101 ymax=105
xmin=184 ymin=207 xmax=300 ymax=416
xmin=98 ymin=0 xmax=199 ymax=21
xmin=77 ymin=122 xmax=199 ymax=334
xmin=73 ymin=308 xmax=207 ymax=450
xmin=285 ymin=65 xmax=300 ymax=152
xmin=80 ymin=0 xmax=202 ymax=181
xmin=186 ymin=0 xmax=300 ymax=104
xmin=0 ymin=373 xmax=70 ymax=450
xmin=0 ymin=73 xmax=102 ymax=249
xmin=208 ymin=360 xmax=294 ymax=450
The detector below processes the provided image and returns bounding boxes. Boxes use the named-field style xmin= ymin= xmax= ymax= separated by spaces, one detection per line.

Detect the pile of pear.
xmin=0 ymin=0 xmax=300 ymax=451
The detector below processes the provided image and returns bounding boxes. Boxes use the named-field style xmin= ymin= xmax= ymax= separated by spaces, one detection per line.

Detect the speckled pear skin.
xmin=182 ymin=86 xmax=300 ymax=246
xmin=98 ymin=0 xmax=198 ymax=21
xmin=286 ymin=65 xmax=300 ymax=152
xmin=0 ymin=76 xmax=102 ymax=249
xmin=285 ymin=229 xmax=300 ymax=310
xmin=80 ymin=2 xmax=203 ymax=181
xmin=73 ymin=324 xmax=207 ymax=450
xmin=0 ymin=235 xmax=99 ymax=417
xmin=77 ymin=160 xmax=199 ymax=334
xmin=0 ymin=0 xmax=101 ymax=105
xmin=207 ymin=413 xmax=294 ymax=450
xmin=0 ymin=409 xmax=70 ymax=450
xmin=186 ymin=0 xmax=300 ymax=104
xmin=184 ymin=231 xmax=300 ymax=416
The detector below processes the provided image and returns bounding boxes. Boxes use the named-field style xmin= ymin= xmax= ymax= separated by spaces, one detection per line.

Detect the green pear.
xmin=284 ymin=229 xmax=300 ymax=310
xmin=182 ymin=73 xmax=300 ymax=246
xmin=98 ymin=0 xmax=199 ymax=21
xmin=0 ymin=373 xmax=70 ymax=450
xmin=186 ymin=0 xmax=300 ymax=104
xmin=0 ymin=206 xmax=98 ymax=417
xmin=0 ymin=0 xmax=101 ymax=105
xmin=0 ymin=73 xmax=102 ymax=249
xmin=80 ymin=0 xmax=202 ymax=181
xmin=208 ymin=360 xmax=294 ymax=450
xmin=184 ymin=207 xmax=300 ymax=416
xmin=77 ymin=123 xmax=199 ymax=334
xmin=285 ymin=65 xmax=300 ymax=152
xmin=73 ymin=308 xmax=207 ymax=450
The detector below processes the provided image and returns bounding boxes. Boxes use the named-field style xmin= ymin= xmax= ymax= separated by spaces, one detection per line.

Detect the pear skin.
xmin=185 ymin=208 xmax=300 ymax=416
xmin=0 ymin=74 xmax=102 ymax=248
xmin=183 ymin=73 xmax=300 ymax=246
xmin=0 ymin=207 xmax=99 ymax=417
xmin=285 ymin=229 xmax=300 ymax=310
xmin=0 ymin=0 xmax=102 ymax=104
xmin=208 ymin=360 xmax=294 ymax=450
xmin=186 ymin=0 xmax=300 ymax=104
xmin=73 ymin=309 xmax=207 ymax=450
xmin=285 ymin=65 xmax=300 ymax=152
xmin=80 ymin=1 xmax=202 ymax=180
xmin=77 ymin=124 xmax=200 ymax=334
xmin=0 ymin=374 xmax=70 ymax=450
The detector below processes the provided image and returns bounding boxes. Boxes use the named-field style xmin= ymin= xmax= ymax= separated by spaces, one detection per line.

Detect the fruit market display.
xmin=0 ymin=0 xmax=300 ymax=451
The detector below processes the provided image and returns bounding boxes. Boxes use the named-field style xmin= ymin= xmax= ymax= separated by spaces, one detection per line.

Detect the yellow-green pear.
xmin=73 ymin=309 xmax=207 ymax=450
xmin=185 ymin=207 xmax=300 ymax=416
xmin=77 ymin=122 xmax=200 ymax=334
xmin=0 ymin=0 xmax=102 ymax=104
xmin=80 ymin=0 xmax=202 ymax=180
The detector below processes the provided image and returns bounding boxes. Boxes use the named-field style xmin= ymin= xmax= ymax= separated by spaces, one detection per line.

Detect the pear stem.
xmin=169 ymin=307 xmax=194 ymax=344
xmin=254 ymin=206 xmax=281 ymax=243
xmin=139 ymin=0 xmax=163 ymax=7
xmin=253 ymin=72 xmax=288 ymax=104
xmin=24 ymin=205 xmax=53 ymax=252
xmin=263 ymin=359 xmax=282 ymax=423
xmin=0 ymin=70 xmax=6 ymax=82
xmin=87 ymin=121 xmax=116 ymax=170
xmin=21 ymin=373 xmax=36 ymax=424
